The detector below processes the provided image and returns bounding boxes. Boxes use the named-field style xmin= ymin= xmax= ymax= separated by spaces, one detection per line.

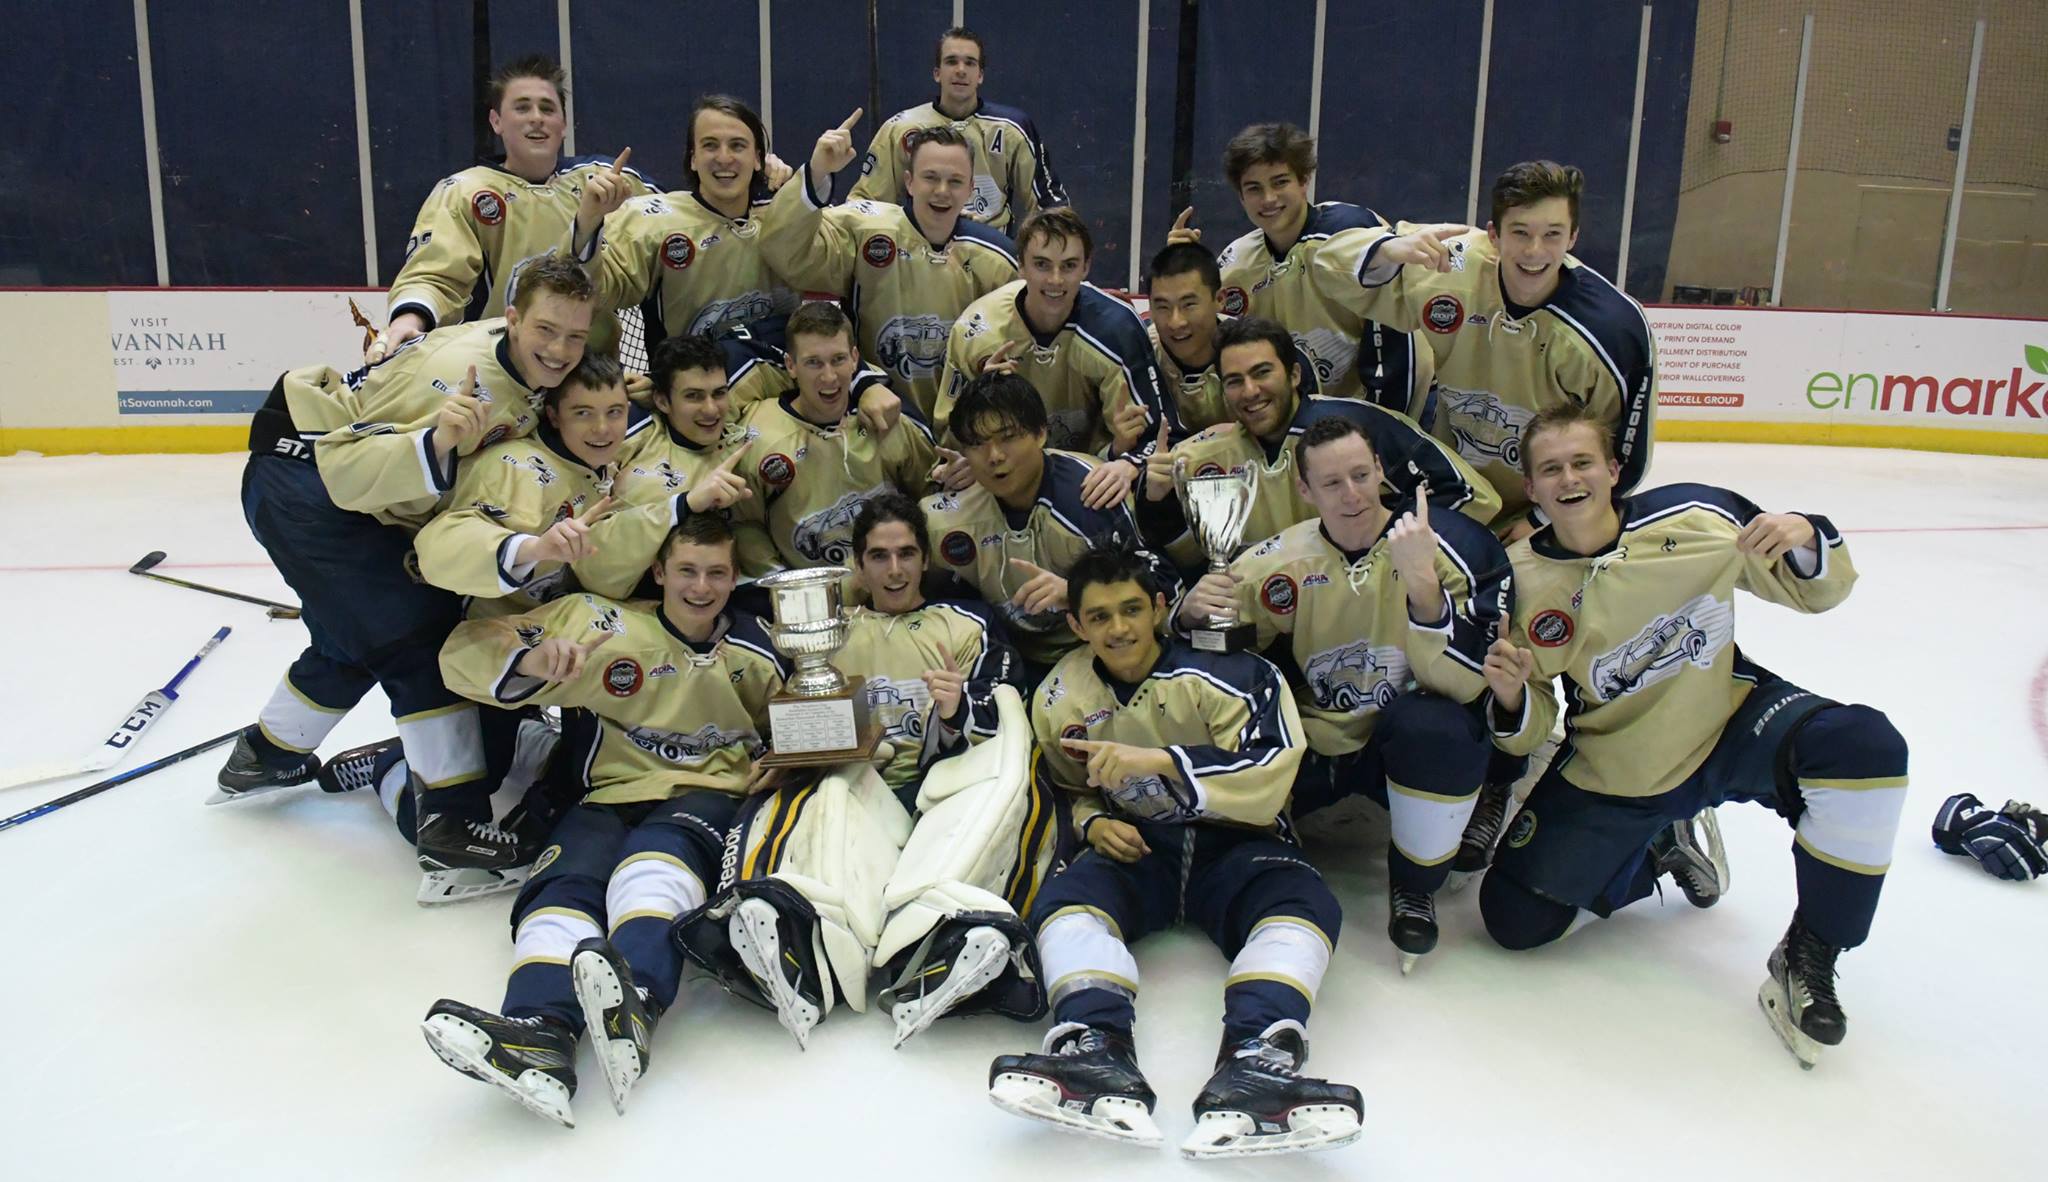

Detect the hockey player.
xmin=576 ymin=95 xmax=799 ymax=348
xmin=1141 ymin=316 xmax=1498 ymax=574
xmin=1314 ymin=160 xmax=1657 ymax=539
xmin=1179 ymin=414 xmax=1507 ymax=970
xmin=732 ymin=302 xmax=936 ymax=571
xmin=764 ymin=117 xmax=1019 ymax=419
xmin=1477 ymin=406 xmax=1908 ymax=1069
xmin=1145 ymin=240 xmax=1318 ymax=432
xmin=1182 ymin=124 xmax=1427 ymax=409
xmin=933 ymin=207 xmax=1170 ymax=507
xmin=988 ymin=545 xmax=1363 ymax=1158
xmin=849 ymin=27 xmax=1066 ymax=236
xmin=673 ymin=494 xmax=1055 ymax=1049
xmin=220 ymin=255 xmax=599 ymax=898
xmin=422 ymin=512 xmax=790 ymax=1126
xmin=368 ymin=55 xmax=652 ymax=363
xmin=922 ymin=373 xmax=1176 ymax=674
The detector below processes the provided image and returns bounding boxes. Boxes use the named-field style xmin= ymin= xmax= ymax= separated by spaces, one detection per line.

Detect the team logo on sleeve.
xmin=1505 ymin=810 xmax=1537 ymax=849
xmin=939 ymin=529 xmax=978 ymax=566
xmin=471 ymin=190 xmax=506 ymax=225
xmin=604 ymin=658 xmax=644 ymax=697
xmin=1260 ymin=574 xmax=1297 ymax=615
xmin=479 ymin=425 xmax=511 ymax=449
xmin=661 ymin=233 xmax=697 ymax=270
xmin=1528 ymin=609 xmax=1574 ymax=647
xmin=757 ymin=452 xmax=795 ymax=490
xmin=862 ymin=234 xmax=898 ymax=268
xmin=1218 ymin=286 xmax=1249 ymax=317
xmin=1423 ymin=294 xmax=1465 ymax=335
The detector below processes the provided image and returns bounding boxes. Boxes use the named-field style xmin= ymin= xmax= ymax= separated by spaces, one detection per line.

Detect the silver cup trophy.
xmin=1172 ymin=456 xmax=1259 ymax=653
xmin=755 ymin=567 xmax=881 ymax=766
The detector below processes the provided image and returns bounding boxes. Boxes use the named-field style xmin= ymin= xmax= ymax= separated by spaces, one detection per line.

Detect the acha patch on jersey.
xmin=661 ymin=233 xmax=697 ymax=270
xmin=1423 ymin=294 xmax=1464 ymax=335
xmin=939 ymin=529 xmax=977 ymax=566
xmin=1218 ymin=286 xmax=1249 ymax=317
xmin=471 ymin=190 xmax=506 ymax=226
xmin=1260 ymin=574 xmax=1297 ymax=615
xmin=862 ymin=234 xmax=898 ymax=268
xmin=758 ymin=452 xmax=795 ymax=489
xmin=604 ymin=658 xmax=644 ymax=697
xmin=1302 ymin=572 xmax=1330 ymax=588
xmin=1529 ymin=609 xmax=1574 ymax=647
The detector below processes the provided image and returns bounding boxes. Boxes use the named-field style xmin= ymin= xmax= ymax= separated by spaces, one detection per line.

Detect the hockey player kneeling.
xmin=421 ymin=513 xmax=790 ymax=1126
xmin=988 ymin=545 xmax=1362 ymax=1159
xmin=672 ymin=493 xmax=1054 ymax=1049
xmin=1479 ymin=406 xmax=1910 ymax=1069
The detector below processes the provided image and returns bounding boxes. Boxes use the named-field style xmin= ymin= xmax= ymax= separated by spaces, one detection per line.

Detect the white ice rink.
xmin=1 ymin=441 xmax=2042 ymax=1180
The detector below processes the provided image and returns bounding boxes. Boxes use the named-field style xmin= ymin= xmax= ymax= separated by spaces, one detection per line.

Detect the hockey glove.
xmin=1932 ymin=793 xmax=2048 ymax=882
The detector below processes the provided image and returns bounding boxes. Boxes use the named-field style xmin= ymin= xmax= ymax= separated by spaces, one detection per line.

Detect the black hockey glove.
xmin=1932 ymin=793 xmax=2048 ymax=882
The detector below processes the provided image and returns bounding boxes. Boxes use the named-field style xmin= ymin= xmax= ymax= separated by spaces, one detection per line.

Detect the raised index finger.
xmin=612 ymin=147 xmax=632 ymax=175
xmin=577 ymin=494 xmax=616 ymax=520
xmin=839 ymin=108 xmax=864 ymax=132
xmin=1172 ymin=206 xmax=1193 ymax=231
xmin=1433 ymin=224 xmax=1469 ymax=241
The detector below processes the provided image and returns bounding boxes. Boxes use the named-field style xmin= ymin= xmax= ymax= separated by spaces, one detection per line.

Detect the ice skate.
xmin=1757 ymin=914 xmax=1847 ymax=1070
xmin=315 ymin=737 xmax=401 ymax=796
xmin=572 ymin=938 xmax=661 ymax=1115
xmin=1388 ymin=887 xmax=1438 ymax=975
xmin=988 ymin=1022 xmax=1163 ymax=1148
xmin=1181 ymin=1020 xmax=1362 ymax=1159
xmin=1653 ymin=807 xmax=1729 ymax=908
xmin=415 ymin=783 xmax=532 ymax=907
xmin=206 ymin=728 xmax=321 ymax=806
xmin=420 ymin=999 xmax=578 ymax=1127
xmin=891 ymin=922 xmax=1011 ymax=1048
xmin=729 ymin=895 xmax=823 ymax=1050
xmin=1448 ymin=780 xmax=1513 ymax=886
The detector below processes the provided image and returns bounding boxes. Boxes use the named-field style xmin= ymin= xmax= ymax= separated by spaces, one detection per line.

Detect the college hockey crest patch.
xmin=1260 ymin=574 xmax=1297 ymax=615
xmin=661 ymin=233 xmax=697 ymax=270
xmin=1423 ymin=294 xmax=1464 ymax=335
xmin=757 ymin=452 xmax=795 ymax=490
xmin=604 ymin=658 xmax=644 ymax=697
xmin=471 ymin=190 xmax=506 ymax=226
xmin=939 ymin=529 xmax=977 ymax=566
xmin=1528 ymin=609 xmax=1574 ymax=647
xmin=862 ymin=234 xmax=898 ymax=268
xmin=1218 ymin=286 xmax=1249 ymax=317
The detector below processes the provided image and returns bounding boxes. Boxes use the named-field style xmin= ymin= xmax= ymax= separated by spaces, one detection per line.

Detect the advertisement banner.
xmin=107 ymin=290 xmax=386 ymax=416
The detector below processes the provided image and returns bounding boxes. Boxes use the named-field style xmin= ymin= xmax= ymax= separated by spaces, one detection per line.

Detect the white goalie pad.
xmin=874 ymin=685 xmax=1037 ymax=969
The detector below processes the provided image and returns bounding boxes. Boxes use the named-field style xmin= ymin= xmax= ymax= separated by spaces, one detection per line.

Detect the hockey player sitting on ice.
xmin=988 ymin=545 xmax=1362 ymax=1159
xmin=1170 ymin=122 xmax=1429 ymax=409
xmin=221 ymin=254 xmax=599 ymax=901
xmin=1313 ymin=160 xmax=1657 ymax=544
xmin=1178 ymin=414 xmax=1508 ymax=972
xmin=574 ymin=95 xmax=799 ymax=348
xmin=422 ymin=513 xmax=790 ymax=1126
xmin=848 ymin=26 xmax=1066 ymax=238
xmin=1477 ymin=406 xmax=1909 ymax=1070
xmin=731 ymin=302 xmax=936 ymax=572
xmin=933 ymin=207 xmax=1171 ymax=511
xmin=1140 ymin=315 xmax=1499 ymax=575
xmin=921 ymin=373 xmax=1180 ymax=676
xmin=762 ymin=117 xmax=1018 ymax=421
xmin=1145 ymin=240 xmax=1320 ymax=434
xmin=673 ymin=493 xmax=1055 ymax=1049
xmin=367 ymin=54 xmax=652 ymax=364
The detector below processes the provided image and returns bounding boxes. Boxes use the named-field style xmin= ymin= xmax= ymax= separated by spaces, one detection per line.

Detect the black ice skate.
xmin=728 ymin=895 xmax=825 ymax=1050
xmin=1181 ymin=1020 xmax=1363 ymax=1159
xmin=415 ymin=785 xmax=532 ymax=908
xmin=1653 ymin=806 xmax=1729 ymax=908
xmin=572 ymin=937 xmax=662 ymax=1115
xmin=1758 ymin=914 xmax=1847 ymax=1070
xmin=988 ymin=1022 xmax=1162 ymax=1148
xmin=889 ymin=921 xmax=1012 ymax=1048
xmin=420 ymin=999 xmax=579 ymax=1127
xmin=1387 ymin=887 xmax=1438 ymax=975
xmin=1451 ymin=780 xmax=1514 ymax=876
xmin=316 ymin=737 xmax=402 ymax=795
xmin=206 ymin=728 xmax=321 ymax=806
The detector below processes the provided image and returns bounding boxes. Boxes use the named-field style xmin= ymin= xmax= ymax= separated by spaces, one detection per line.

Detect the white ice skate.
xmin=890 ymin=925 xmax=1010 ymax=1048
xmin=730 ymin=896 xmax=821 ymax=1050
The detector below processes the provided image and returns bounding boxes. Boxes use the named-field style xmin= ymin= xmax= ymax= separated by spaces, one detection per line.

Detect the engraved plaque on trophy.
xmin=756 ymin=567 xmax=883 ymax=767
xmin=1173 ymin=456 xmax=1259 ymax=653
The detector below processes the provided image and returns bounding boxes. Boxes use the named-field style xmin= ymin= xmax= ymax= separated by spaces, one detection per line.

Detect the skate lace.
xmin=1789 ymin=925 xmax=1842 ymax=1008
xmin=1390 ymin=887 xmax=1436 ymax=922
xmin=332 ymin=756 xmax=380 ymax=793
xmin=463 ymin=818 xmax=516 ymax=845
xmin=1234 ymin=1038 xmax=1302 ymax=1077
xmin=1466 ymin=788 xmax=1509 ymax=841
xmin=1061 ymin=1030 xmax=1109 ymax=1057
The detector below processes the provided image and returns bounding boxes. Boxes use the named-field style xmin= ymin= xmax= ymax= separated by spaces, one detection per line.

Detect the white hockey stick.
xmin=0 ymin=626 xmax=232 ymax=791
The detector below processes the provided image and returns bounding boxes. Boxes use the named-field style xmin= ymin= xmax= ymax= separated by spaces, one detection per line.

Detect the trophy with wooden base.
xmin=756 ymin=567 xmax=884 ymax=768
xmin=1173 ymin=456 xmax=1259 ymax=653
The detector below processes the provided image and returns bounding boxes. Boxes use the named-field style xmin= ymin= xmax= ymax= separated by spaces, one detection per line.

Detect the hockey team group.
xmin=211 ymin=26 xmax=1921 ymax=1158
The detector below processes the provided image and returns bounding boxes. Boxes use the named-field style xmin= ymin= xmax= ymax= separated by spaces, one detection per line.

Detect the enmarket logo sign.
xmin=1805 ymin=345 xmax=2048 ymax=421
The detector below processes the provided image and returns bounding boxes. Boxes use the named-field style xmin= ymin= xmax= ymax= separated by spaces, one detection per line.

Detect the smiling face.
xmin=1523 ymin=420 xmax=1618 ymax=527
xmin=786 ymin=327 xmax=859 ymax=423
xmin=905 ymin=141 xmax=974 ymax=230
xmin=503 ymin=293 xmax=593 ymax=389
xmin=691 ymin=108 xmax=763 ymax=212
xmin=1148 ymin=270 xmax=1220 ymax=365
xmin=932 ymin=36 xmax=985 ymax=112
xmin=653 ymin=365 xmax=730 ymax=448
xmin=1019 ymin=231 xmax=1087 ymax=322
xmin=655 ymin=539 xmax=737 ymax=639
xmin=1296 ymin=432 xmax=1386 ymax=549
xmin=1490 ymin=195 xmax=1578 ymax=307
xmin=546 ymin=378 xmax=629 ymax=467
xmin=1219 ymin=338 xmax=1297 ymax=440
xmin=856 ymin=520 xmax=927 ymax=614
xmin=488 ymin=76 xmax=565 ymax=178
xmin=1069 ymin=579 xmax=1164 ymax=684
xmin=1235 ymin=161 xmax=1309 ymax=244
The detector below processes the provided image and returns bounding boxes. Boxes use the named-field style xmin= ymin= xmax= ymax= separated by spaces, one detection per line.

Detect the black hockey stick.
xmin=129 ymin=552 xmax=301 ymax=620
xmin=0 ymin=729 xmax=240 ymax=834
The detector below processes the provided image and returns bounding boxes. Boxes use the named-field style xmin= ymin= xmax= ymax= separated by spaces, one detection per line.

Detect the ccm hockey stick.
xmin=0 ymin=729 xmax=241 ymax=834
xmin=129 ymin=552 xmax=301 ymax=620
xmin=0 ymin=626 xmax=232 ymax=791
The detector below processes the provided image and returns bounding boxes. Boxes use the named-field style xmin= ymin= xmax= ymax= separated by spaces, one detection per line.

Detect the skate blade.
xmin=1180 ymin=1105 xmax=1363 ymax=1159
xmin=204 ymin=782 xmax=303 ymax=807
xmin=571 ymin=951 xmax=644 ymax=1116
xmin=892 ymin=928 xmax=1010 ymax=1049
xmin=1399 ymin=951 xmax=1420 ymax=976
xmin=731 ymin=898 xmax=819 ymax=1051
xmin=1442 ymin=867 xmax=1482 ymax=894
xmin=988 ymin=1073 xmax=1163 ymax=1148
xmin=420 ymin=1013 xmax=576 ymax=1127
xmin=1756 ymin=980 xmax=1821 ymax=1070
xmin=417 ymin=865 xmax=530 ymax=907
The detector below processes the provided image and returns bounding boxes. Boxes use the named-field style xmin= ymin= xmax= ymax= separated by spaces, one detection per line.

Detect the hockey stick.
xmin=129 ymin=552 xmax=302 ymax=620
xmin=0 ymin=626 xmax=232 ymax=791
xmin=0 ymin=729 xmax=241 ymax=834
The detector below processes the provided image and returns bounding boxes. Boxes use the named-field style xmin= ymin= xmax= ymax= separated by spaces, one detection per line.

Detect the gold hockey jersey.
xmin=571 ymin=421 xmax=781 ymax=596
xmin=440 ymin=594 xmax=788 ymax=806
xmin=935 ymin=281 xmax=1168 ymax=455
xmin=1147 ymin=317 xmax=1322 ymax=435
xmin=1032 ymin=638 xmax=1306 ymax=837
xmin=1229 ymin=513 xmax=1511 ymax=756
xmin=1489 ymin=484 xmax=1856 ymax=799
xmin=1313 ymin=227 xmax=1657 ymax=522
xmin=1215 ymin=201 xmax=1431 ymax=407
xmin=736 ymin=393 xmax=938 ymax=571
xmin=835 ymin=599 xmax=1023 ymax=792
xmin=761 ymin=164 xmax=1019 ymax=419
xmin=848 ymin=98 xmax=1067 ymax=236
xmin=579 ymin=190 xmax=800 ymax=344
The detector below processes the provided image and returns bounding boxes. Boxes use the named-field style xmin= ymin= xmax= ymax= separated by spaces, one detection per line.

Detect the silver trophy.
xmin=756 ymin=567 xmax=880 ymax=765
xmin=1172 ymin=456 xmax=1259 ymax=653
xmin=996 ymin=529 xmax=1066 ymax=634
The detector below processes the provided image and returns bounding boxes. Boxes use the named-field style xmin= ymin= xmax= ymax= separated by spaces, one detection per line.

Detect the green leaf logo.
xmin=2029 ymin=344 xmax=2048 ymax=375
